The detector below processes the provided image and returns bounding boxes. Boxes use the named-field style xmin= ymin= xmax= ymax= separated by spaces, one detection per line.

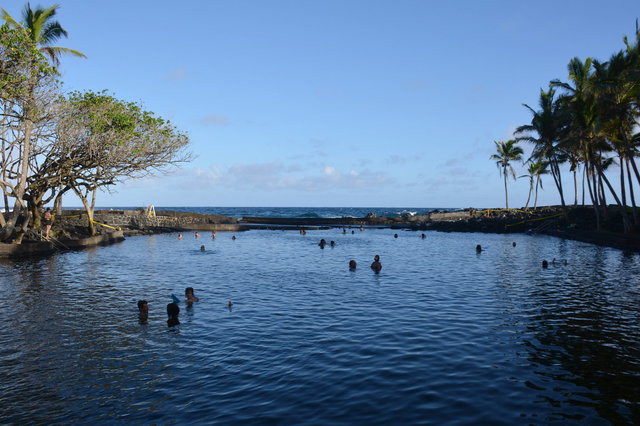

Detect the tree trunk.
xmin=524 ymin=179 xmax=532 ymax=210
xmin=73 ymin=187 xmax=96 ymax=236
xmin=626 ymin=158 xmax=638 ymax=225
xmin=534 ymin=176 xmax=540 ymax=208
xmin=1 ymin=101 xmax=13 ymax=214
xmin=581 ymin=166 xmax=586 ymax=206
xmin=573 ymin=169 xmax=578 ymax=205
xmin=620 ymin=157 xmax=627 ymax=209
xmin=549 ymin=156 xmax=566 ymax=207
xmin=586 ymin=162 xmax=600 ymax=230
xmin=596 ymin=161 xmax=631 ymax=232
xmin=504 ymin=170 xmax=509 ymax=209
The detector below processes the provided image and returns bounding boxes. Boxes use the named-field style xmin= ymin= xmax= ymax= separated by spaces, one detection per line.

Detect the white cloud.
xmin=196 ymin=114 xmax=230 ymax=126
xmin=183 ymin=162 xmax=395 ymax=192
xmin=166 ymin=67 xmax=188 ymax=81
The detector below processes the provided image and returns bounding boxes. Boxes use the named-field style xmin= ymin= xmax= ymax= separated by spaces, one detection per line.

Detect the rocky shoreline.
xmin=2 ymin=206 xmax=639 ymax=257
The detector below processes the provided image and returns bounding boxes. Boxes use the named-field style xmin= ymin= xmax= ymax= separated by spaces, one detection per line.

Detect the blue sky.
xmin=4 ymin=0 xmax=639 ymax=207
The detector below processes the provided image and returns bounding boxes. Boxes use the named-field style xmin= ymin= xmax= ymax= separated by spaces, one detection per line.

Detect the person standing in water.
xmin=43 ymin=208 xmax=53 ymax=240
xmin=185 ymin=287 xmax=200 ymax=303
xmin=137 ymin=300 xmax=149 ymax=323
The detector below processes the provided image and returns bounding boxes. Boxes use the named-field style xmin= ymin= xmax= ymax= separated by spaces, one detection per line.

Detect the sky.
xmin=4 ymin=0 xmax=639 ymax=208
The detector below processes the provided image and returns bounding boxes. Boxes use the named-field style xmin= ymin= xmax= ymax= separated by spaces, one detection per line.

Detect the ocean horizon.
xmin=83 ymin=206 xmax=463 ymax=219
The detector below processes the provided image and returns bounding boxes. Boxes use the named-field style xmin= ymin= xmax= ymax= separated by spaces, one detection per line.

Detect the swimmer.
xmin=228 ymin=300 xmax=233 ymax=307
xmin=351 ymin=230 xmax=355 ymax=234
xmin=211 ymin=231 xmax=217 ymax=238
xmin=349 ymin=260 xmax=357 ymax=270
xmin=359 ymin=226 xmax=365 ymax=232
xmin=421 ymin=233 xmax=426 ymax=239
xmin=137 ymin=300 xmax=148 ymax=321
xmin=342 ymin=228 xmax=347 ymax=234
xmin=319 ymin=239 xmax=326 ymax=248
xmin=185 ymin=287 xmax=200 ymax=303
xmin=330 ymin=240 xmax=336 ymax=247
xmin=200 ymin=245 xmax=205 ymax=251
xmin=394 ymin=233 xmax=398 ymax=238
xmin=562 ymin=259 xmax=568 ymax=265
xmin=370 ymin=255 xmax=382 ymax=273
xmin=178 ymin=233 xmax=183 ymax=239
xmin=542 ymin=260 xmax=549 ymax=268
xmin=195 ymin=232 xmax=200 ymax=239
xmin=167 ymin=302 xmax=180 ymax=326
xmin=512 ymin=242 xmax=516 ymax=247
xmin=232 ymin=235 xmax=237 ymax=240
xmin=476 ymin=244 xmax=483 ymax=253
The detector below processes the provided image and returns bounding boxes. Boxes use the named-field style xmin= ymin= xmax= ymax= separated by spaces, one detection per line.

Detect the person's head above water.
xmin=167 ymin=302 xmax=180 ymax=319
xmin=200 ymin=245 xmax=205 ymax=251
xmin=137 ymin=300 xmax=148 ymax=314
xmin=349 ymin=260 xmax=357 ymax=270
xmin=476 ymin=244 xmax=482 ymax=252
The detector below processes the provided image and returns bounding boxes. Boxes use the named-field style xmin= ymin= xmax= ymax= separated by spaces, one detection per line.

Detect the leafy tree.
xmin=49 ymin=91 xmax=191 ymax=235
xmin=490 ymin=139 xmax=523 ymax=209
xmin=0 ymin=23 xmax=57 ymax=242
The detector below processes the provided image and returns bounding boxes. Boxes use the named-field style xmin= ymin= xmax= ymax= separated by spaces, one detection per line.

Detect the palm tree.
xmin=520 ymin=160 xmax=549 ymax=209
xmin=515 ymin=87 xmax=568 ymax=207
xmin=1 ymin=2 xmax=86 ymax=66
xmin=490 ymin=140 xmax=523 ymax=209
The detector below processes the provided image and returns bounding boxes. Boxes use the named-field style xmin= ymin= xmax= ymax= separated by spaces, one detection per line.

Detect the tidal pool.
xmin=1 ymin=229 xmax=639 ymax=424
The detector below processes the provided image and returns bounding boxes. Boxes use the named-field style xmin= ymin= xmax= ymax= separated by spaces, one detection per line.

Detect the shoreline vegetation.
xmin=2 ymin=205 xmax=640 ymax=258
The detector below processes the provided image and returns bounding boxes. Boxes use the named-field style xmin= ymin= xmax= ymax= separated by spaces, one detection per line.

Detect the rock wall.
xmin=55 ymin=209 xmax=242 ymax=233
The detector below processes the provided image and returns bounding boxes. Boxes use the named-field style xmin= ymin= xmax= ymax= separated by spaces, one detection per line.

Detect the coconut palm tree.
xmin=1 ymin=2 xmax=86 ymax=66
xmin=515 ymin=87 xmax=568 ymax=207
xmin=490 ymin=140 xmax=523 ymax=209
xmin=520 ymin=160 xmax=549 ymax=209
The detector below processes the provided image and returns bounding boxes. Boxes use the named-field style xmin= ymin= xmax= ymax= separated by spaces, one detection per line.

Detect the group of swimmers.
xmin=178 ymin=231 xmax=238 ymax=251
xmin=138 ymin=287 xmax=218 ymax=327
xmin=476 ymin=242 xmax=568 ymax=268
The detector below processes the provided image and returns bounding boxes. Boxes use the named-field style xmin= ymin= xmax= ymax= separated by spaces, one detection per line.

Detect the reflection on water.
xmin=0 ymin=230 xmax=639 ymax=424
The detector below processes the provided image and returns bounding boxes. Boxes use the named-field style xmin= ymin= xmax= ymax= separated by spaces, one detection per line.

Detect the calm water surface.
xmin=1 ymin=229 xmax=639 ymax=424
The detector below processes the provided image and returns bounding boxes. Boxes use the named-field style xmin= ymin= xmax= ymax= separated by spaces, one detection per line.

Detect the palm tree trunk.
xmin=581 ymin=166 xmax=586 ymax=206
xmin=534 ymin=176 xmax=540 ymax=208
xmin=524 ymin=179 xmax=532 ymax=210
xmin=504 ymin=170 xmax=509 ymax=209
xmin=595 ymin=161 xmax=631 ymax=232
xmin=620 ymin=156 xmax=627 ymax=208
xmin=586 ymin=162 xmax=600 ymax=230
xmin=549 ymin=156 xmax=566 ymax=207
xmin=626 ymin=158 xmax=638 ymax=225
xmin=598 ymin=173 xmax=608 ymax=217
xmin=573 ymin=169 xmax=578 ymax=205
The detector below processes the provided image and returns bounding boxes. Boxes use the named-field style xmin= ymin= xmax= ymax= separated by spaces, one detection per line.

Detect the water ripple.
xmin=1 ymin=230 xmax=639 ymax=424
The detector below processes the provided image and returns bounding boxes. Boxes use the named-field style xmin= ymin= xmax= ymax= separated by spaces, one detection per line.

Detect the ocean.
xmin=96 ymin=206 xmax=453 ymax=219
